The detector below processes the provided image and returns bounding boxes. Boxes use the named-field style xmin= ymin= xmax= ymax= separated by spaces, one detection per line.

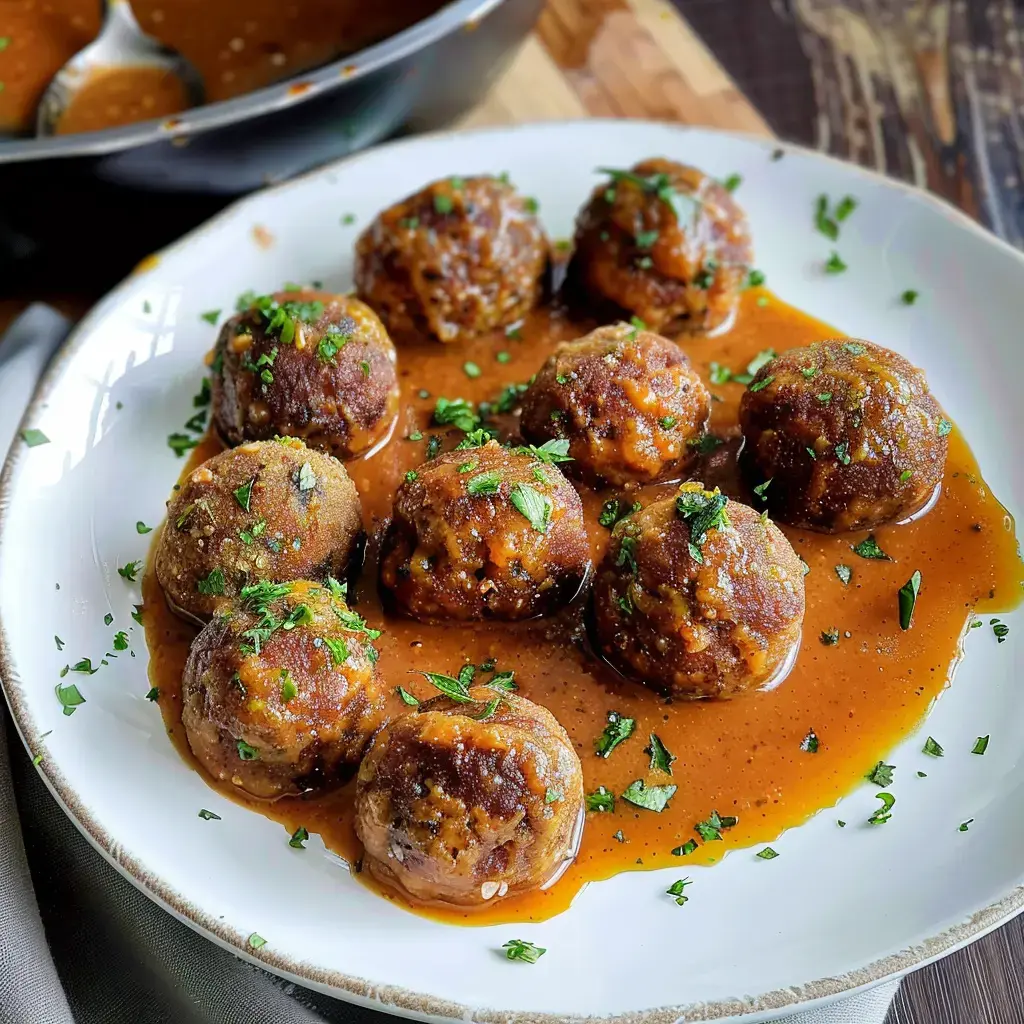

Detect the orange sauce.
xmin=0 ymin=0 xmax=446 ymax=134
xmin=144 ymin=288 xmax=1023 ymax=925
xmin=53 ymin=63 xmax=188 ymax=134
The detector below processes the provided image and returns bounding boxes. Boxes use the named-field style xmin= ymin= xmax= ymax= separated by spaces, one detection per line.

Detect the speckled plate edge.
xmin=2 ymin=120 xmax=1024 ymax=1024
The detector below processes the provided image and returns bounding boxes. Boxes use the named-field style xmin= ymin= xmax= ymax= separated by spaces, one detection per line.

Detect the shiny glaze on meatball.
xmin=155 ymin=438 xmax=362 ymax=623
xmin=211 ymin=290 xmax=399 ymax=460
xmin=182 ymin=580 xmax=387 ymax=800
xmin=519 ymin=322 xmax=711 ymax=486
xmin=739 ymin=339 xmax=949 ymax=532
xmin=354 ymin=175 xmax=548 ymax=343
xmin=593 ymin=484 xmax=806 ymax=698
xmin=379 ymin=441 xmax=591 ymax=621
xmin=355 ymin=688 xmax=584 ymax=906
xmin=566 ymin=158 xmax=752 ymax=334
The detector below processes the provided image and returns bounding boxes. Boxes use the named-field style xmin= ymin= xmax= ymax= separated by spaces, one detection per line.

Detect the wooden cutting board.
xmin=460 ymin=0 xmax=772 ymax=136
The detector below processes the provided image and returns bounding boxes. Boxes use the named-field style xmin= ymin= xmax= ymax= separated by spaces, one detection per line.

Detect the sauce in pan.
xmin=0 ymin=0 xmax=446 ymax=134
xmin=144 ymin=286 xmax=1023 ymax=925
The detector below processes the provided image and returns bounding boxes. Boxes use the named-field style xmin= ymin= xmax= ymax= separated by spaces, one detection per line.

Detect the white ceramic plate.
xmin=2 ymin=121 xmax=1023 ymax=1024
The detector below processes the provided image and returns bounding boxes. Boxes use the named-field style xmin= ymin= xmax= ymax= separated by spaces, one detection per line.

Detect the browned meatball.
xmin=211 ymin=290 xmax=399 ymax=460
xmin=566 ymin=159 xmax=752 ymax=334
xmin=155 ymin=438 xmax=362 ymax=624
xmin=182 ymin=580 xmax=386 ymax=800
xmin=593 ymin=484 xmax=805 ymax=698
xmin=379 ymin=441 xmax=590 ymax=621
xmin=739 ymin=339 xmax=949 ymax=532
xmin=519 ymin=322 xmax=711 ymax=486
xmin=355 ymin=688 xmax=584 ymax=906
xmin=354 ymin=175 xmax=547 ymax=343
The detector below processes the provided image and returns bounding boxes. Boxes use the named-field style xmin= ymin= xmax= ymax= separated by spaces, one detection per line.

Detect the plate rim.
xmin=3 ymin=118 xmax=1024 ymax=1024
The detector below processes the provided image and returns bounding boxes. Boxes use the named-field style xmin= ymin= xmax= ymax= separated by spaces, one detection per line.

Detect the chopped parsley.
xmin=898 ymin=570 xmax=922 ymax=630
xmin=135 ymin=520 xmax=153 ymax=534
xmin=689 ymin=434 xmax=723 ymax=455
xmin=502 ymin=939 xmax=545 ymax=964
xmin=146 ymin=687 xmax=159 ymax=701
xmin=463 ymin=361 xmax=481 ymax=379
xmin=868 ymin=792 xmax=895 ymax=825
xmin=748 ymin=374 xmax=774 ymax=393
xmin=113 ymin=631 xmax=129 ymax=651
xmin=510 ymin=483 xmax=551 ymax=533
xmin=752 ymin=478 xmax=772 ymax=500
xmin=835 ymin=564 xmax=852 ymax=585
xmin=467 ymin=471 xmax=502 ymax=497
xmin=396 ymin=686 xmax=419 ymax=706
xmin=596 ymin=166 xmax=702 ymax=227
xmin=757 ymin=847 xmax=779 ymax=860
xmin=544 ymin=788 xmax=562 ymax=804
xmin=54 ymin=682 xmax=86 ymax=716
xmin=852 ymin=534 xmax=890 ymax=560
xmin=280 ymin=670 xmax=298 ymax=702
xmin=54 ymin=635 xmax=64 ymax=651
xmin=404 ymin=470 xmax=417 ymax=484
xmin=722 ymin=173 xmax=742 ymax=192
xmin=901 ymin=290 xmax=919 ymax=305
xmin=646 ymin=733 xmax=675 ymax=774
xmin=234 ymin=477 xmax=256 ymax=511
xmin=938 ymin=419 xmax=952 ymax=437
xmin=118 ymin=561 xmax=143 ymax=582
xmin=200 ymin=310 xmax=221 ymax=324
xmin=197 ymin=809 xmax=221 ymax=820
xmin=820 ymin=628 xmax=839 ymax=646
xmin=659 ymin=416 xmax=677 ymax=429
xmin=824 ymin=251 xmax=848 ymax=274
xmin=922 ymin=736 xmax=944 ymax=757
xmin=20 ymin=428 xmax=50 ymax=447
xmin=197 ymin=569 xmax=226 ymax=596
xmin=959 ymin=819 xmax=973 ymax=832
xmin=167 ymin=432 xmax=199 ymax=457
xmin=297 ymin=462 xmax=317 ymax=491
xmin=420 ymin=670 xmax=473 ymax=703
xmin=236 ymin=739 xmax=259 ymax=761
xmin=834 ymin=441 xmax=852 ymax=465
xmin=991 ymin=618 xmax=1009 ymax=643
xmin=621 ymin=779 xmax=676 ymax=812
xmin=694 ymin=810 xmax=738 ymax=842
xmin=433 ymin=397 xmax=480 ymax=433
xmin=634 ymin=229 xmax=659 ymax=250
xmin=598 ymin=499 xmax=640 ymax=529
xmin=676 ymin=486 xmax=729 ymax=561
xmin=972 ymin=735 xmax=990 ymax=755
xmin=800 ymin=729 xmax=820 ymax=753
xmin=586 ymin=787 xmax=615 ymax=813
xmin=247 ymin=933 xmax=267 ymax=950
xmin=666 ymin=878 xmax=692 ymax=906
xmin=289 ymin=827 xmax=309 ymax=849
xmin=512 ymin=439 xmax=572 ymax=464
xmin=746 ymin=268 xmax=766 ymax=288
xmin=867 ymin=761 xmax=895 ymax=787
xmin=595 ymin=711 xmax=635 ymax=758
xmin=317 ymin=331 xmax=348 ymax=363
xmin=672 ymin=839 xmax=698 ymax=856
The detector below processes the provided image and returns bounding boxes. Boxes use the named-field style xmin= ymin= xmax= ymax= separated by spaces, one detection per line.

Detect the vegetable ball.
xmin=211 ymin=290 xmax=399 ymax=460
xmin=155 ymin=438 xmax=362 ymax=624
xmin=182 ymin=580 xmax=386 ymax=800
xmin=354 ymin=175 xmax=548 ymax=343
xmin=739 ymin=339 xmax=949 ymax=532
xmin=519 ymin=322 xmax=711 ymax=486
xmin=593 ymin=484 xmax=806 ymax=698
xmin=379 ymin=441 xmax=591 ymax=621
xmin=355 ymin=687 xmax=584 ymax=906
xmin=566 ymin=159 xmax=752 ymax=334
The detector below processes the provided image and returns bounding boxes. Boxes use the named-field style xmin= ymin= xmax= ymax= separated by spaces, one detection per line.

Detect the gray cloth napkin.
xmin=0 ymin=306 xmax=899 ymax=1024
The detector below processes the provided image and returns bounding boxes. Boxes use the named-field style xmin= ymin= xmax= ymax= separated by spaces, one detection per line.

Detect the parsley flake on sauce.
xmin=835 ymin=564 xmax=853 ymax=585
xmin=466 ymin=471 xmax=501 ymax=497
xmin=868 ymin=792 xmax=895 ymax=825
xmin=622 ymin=780 xmax=677 ymax=812
xmin=752 ymin=478 xmax=772 ymax=500
xmin=234 ymin=476 xmax=256 ymax=511
xmin=396 ymin=686 xmax=419 ymax=706
xmin=586 ymin=787 xmax=615 ymax=813
xmin=197 ymin=569 xmax=225 ymax=596
xmin=851 ymin=534 xmax=890 ymax=560
xmin=923 ymin=736 xmax=944 ymax=757
xmin=595 ymin=711 xmax=635 ymax=758
xmin=748 ymin=374 xmax=774 ymax=393
xmin=545 ymin=789 xmax=562 ymax=804
xmin=867 ymin=761 xmax=895 ymax=787
xmin=801 ymin=729 xmax=820 ymax=753
xmin=297 ymin=462 xmax=317 ymax=491
xmin=694 ymin=810 xmax=738 ymax=842
xmin=502 ymin=939 xmax=546 ymax=964
xmin=898 ymin=570 xmax=922 ymax=630
xmin=938 ymin=419 xmax=952 ymax=437
xmin=672 ymin=839 xmax=698 ymax=856
xmin=599 ymin=499 xmax=639 ymax=529
xmin=819 ymin=628 xmax=839 ymax=646
xmin=513 ymin=439 xmax=572 ymax=464
xmin=510 ymin=483 xmax=551 ymax=533
xmin=972 ymin=735 xmax=990 ymax=755
xmin=666 ymin=878 xmax=692 ymax=905
xmin=646 ymin=733 xmax=676 ymax=774
xmin=420 ymin=671 xmax=473 ymax=703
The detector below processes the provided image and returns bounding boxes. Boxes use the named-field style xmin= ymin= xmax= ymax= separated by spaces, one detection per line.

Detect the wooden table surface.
xmin=3 ymin=2 xmax=1023 ymax=1021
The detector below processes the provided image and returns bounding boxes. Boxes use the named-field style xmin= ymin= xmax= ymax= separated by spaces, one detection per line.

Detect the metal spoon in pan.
xmin=35 ymin=0 xmax=204 ymax=137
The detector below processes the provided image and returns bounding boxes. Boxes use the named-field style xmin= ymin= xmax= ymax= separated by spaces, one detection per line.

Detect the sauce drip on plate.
xmin=144 ymin=287 xmax=1023 ymax=924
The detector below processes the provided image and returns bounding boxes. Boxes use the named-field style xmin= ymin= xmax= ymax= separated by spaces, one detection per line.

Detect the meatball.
xmin=211 ymin=290 xmax=399 ymax=460
xmin=155 ymin=438 xmax=362 ymax=624
xmin=593 ymin=484 xmax=805 ymax=698
xmin=355 ymin=688 xmax=584 ymax=906
xmin=738 ymin=339 xmax=949 ymax=532
xmin=519 ymin=322 xmax=711 ymax=486
xmin=379 ymin=441 xmax=590 ymax=621
xmin=182 ymin=580 xmax=386 ymax=800
xmin=566 ymin=158 xmax=752 ymax=334
xmin=354 ymin=175 xmax=548 ymax=343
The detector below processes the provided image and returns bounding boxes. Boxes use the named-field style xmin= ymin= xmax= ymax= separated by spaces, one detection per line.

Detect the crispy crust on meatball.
xmin=565 ymin=158 xmax=753 ymax=334
xmin=354 ymin=175 xmax=548 ymax=343
xmin=593 ymin=485 xmax=806 ymax=698
xmin=155 ymin=438 xmax=362 ymax=623
xmin=182 ymin=580 xmax=387 ymax=800
xmin=378 ymin=441 xmax=591 ymax=621
xmin=519 ymin=322 xmax=711 ymax=486
xmin=739 ymin=339 xmax=949 ymax=532
xmin=355 ymin=688 xmax=584 ymax=906
xmin=211 ymin=290 xmax=399 ymax=460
